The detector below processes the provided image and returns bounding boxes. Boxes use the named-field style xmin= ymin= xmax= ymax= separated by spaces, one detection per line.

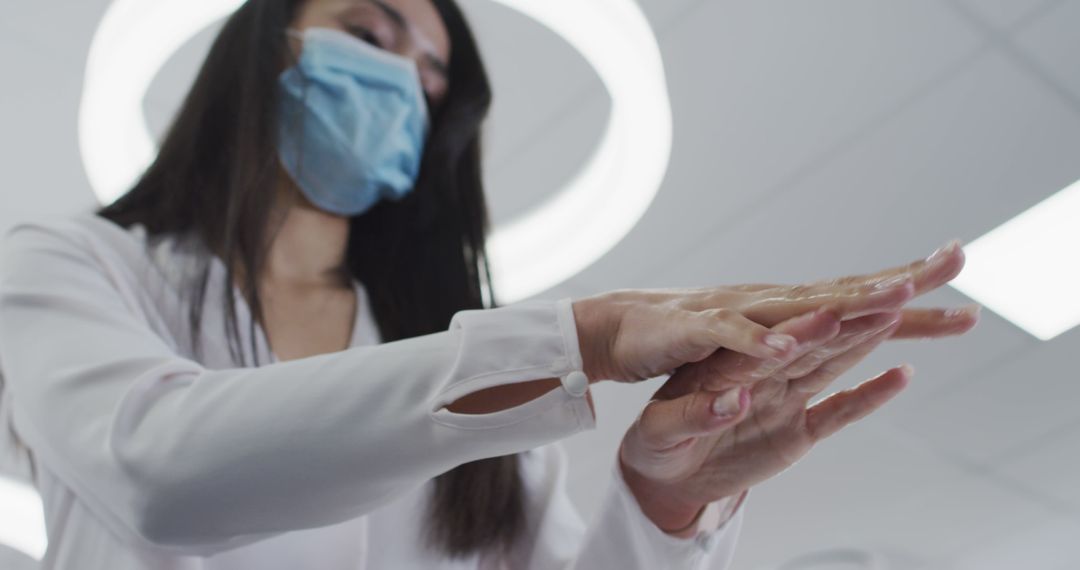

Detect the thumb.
xmin=635 ymin=387 xmax=751 ymax=452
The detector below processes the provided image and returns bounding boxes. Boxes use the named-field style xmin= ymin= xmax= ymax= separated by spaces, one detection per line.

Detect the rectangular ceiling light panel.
xmin=951 ymin=179 xmax=1080 ymax=341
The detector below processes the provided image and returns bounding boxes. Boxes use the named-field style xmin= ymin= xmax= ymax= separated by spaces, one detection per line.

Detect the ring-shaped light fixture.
xmin=0 ymin=474 xmax=46 ymax=560
xmin=77 ymin=0 xmax=672 ymax=303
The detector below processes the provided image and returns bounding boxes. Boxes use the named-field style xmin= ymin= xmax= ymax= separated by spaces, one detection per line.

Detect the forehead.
xmin=386 ymin=0 xmax=450 ymax=57
xmin=306 ymin=0 xmax=451 ymax=62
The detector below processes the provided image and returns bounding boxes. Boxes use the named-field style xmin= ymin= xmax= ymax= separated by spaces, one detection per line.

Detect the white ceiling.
xmin=1 ymin=1 xmax=1078 ymax=569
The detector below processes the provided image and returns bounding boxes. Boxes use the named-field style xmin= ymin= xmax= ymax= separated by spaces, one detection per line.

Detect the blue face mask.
xmin=277 ymin=27 xmax=430 ymax=217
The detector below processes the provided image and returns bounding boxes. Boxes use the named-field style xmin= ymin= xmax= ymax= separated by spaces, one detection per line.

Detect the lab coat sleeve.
xmin=0 ymin=219 xmax=595 ymax=557
xmin=503 ymin=443 xmax=744 ymax=570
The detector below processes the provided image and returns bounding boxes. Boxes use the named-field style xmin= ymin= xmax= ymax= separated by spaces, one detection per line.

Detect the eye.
xmin=345 ymin=25 xmax=382 ymax=48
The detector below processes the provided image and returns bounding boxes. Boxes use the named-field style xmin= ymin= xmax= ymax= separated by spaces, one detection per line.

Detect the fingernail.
xmin=813 ymin=306 xmax=842 ymax=323
xmin=927 ymin=240 xmax=960 ymax=264
xmin=945 ymin=304 xmax=981 ymax=319
xmin=874 ymin=274 xmax=910 ymax=291
xmin=900 ymin=363 xmax=916 ymax=376
xmin=763 ymin=333 xmax=796 ymax=354
xmin=712 ymin=389 xmax=743 ymax=418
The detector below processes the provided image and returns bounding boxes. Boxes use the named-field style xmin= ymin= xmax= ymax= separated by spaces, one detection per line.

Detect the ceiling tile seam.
xmin=981 ymin=466 xmax=1080 ymax=524
xmin=892 ymin=329 xmax=1036 ymax=407
xmin=881 ymin=340 xmax=1030 ymax=430
xmin=943 ymin=0 xmax=1080 ymax=117
xmin=1007 ymin=0 xmax=1071 ymax=31
xmin=880 ymin=421 xmax=1072 ymax=521
xmin=611 ymin=42 xmax=994 ymax=288
xmin=988 ymin=412 xmax=1080 ymax=466
xmin=986 ymin=423 xmax=1080 ymax=519
xmin=885 ymin=343 xmax=1036 ymax=440
xmin=940 ymin=513 xmax=1080 ymax=570
xmin=886 ymin=401 xmax=1080 ymax=518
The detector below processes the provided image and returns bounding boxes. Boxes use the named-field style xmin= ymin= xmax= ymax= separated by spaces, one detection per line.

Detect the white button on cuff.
xmin=562 ymin=371 xmax=589 ymax=398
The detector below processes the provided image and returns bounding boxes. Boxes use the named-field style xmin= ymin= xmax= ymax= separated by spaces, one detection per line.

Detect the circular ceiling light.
xmin=78 ymin=0 xmax=672 ymax=303
xmin=0 ymin=475 xmax=46 ymax=560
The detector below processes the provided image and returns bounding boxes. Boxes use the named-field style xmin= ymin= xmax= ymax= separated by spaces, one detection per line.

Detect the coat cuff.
xmin=429 ymin=297 xmax=596 ymax=438
xmin=607 ymin=456 xmax=746 ymax=567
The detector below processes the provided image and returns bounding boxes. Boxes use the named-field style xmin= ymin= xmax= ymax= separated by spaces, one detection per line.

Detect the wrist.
xmin=619 ymin=457 xmax=706 ymax=535
xmin=571 ymin=295 xmax=613 ymax=384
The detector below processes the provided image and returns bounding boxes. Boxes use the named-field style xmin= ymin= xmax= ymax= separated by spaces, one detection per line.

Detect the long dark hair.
xmin=95 ymin=0 xmax=524 ymax=558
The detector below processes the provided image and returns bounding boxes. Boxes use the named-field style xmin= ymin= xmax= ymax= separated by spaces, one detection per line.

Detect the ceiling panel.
xmin=994 ymin=421 xmax=1080 ymax=514
xmin=898 ymin=323 xmax=1080 ymax=463
xmin=0 ymin=1 xmax=110 ymax=68
xmin=0 ymin=34 xmax=98 ymax=237
xmin=566 ymin=0 xmax=983 ymax=291
xmin=0 ymin=545 xmax=37 ymax=570
xmin=1013 ymin=0 xmax=1080 ymax=104
xmin=947 ymin=515 xmax=1080 ymax=570
xmin=952 ymin=0 xmax=1061 ymax=29
xmin=729 ymin=422 xmax=1052 ymax=569
xmin=842 ymin=457 xmax=1051 ymax=567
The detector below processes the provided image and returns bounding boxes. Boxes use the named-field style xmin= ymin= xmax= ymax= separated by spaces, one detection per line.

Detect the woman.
xmin=0 ymin=0 xmax=978 ymax=568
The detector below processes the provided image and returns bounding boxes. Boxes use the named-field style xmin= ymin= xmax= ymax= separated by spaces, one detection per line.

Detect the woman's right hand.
xmin=571 ymin=241 xmax=968 ymax=384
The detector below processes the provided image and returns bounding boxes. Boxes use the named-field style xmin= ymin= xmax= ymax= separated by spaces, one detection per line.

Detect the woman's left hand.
xmin=617 ymin=304 xmax=978 ymax=534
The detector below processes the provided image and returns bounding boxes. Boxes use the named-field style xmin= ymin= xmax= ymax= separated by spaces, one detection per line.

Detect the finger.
xmin=891 ymin=305 xmax=981 ymax=339
xmin=741 ymin=241 xmax=966 ymax=326
xmin=787 ymin=318 xmax=902 ymax=395
xmin=724 ymin=309 xmax=844 ymax=384
xmin=805 ymin=365 xmax=912 ymax=441
xmin=830 ymin=241 xmax=967 ymax=301
xmin=869 ymin=241 xmax=966 ymax=296
xmin=779 ymin=312 xmax=902 ymax=380
xmin=636 ymin=387 xmax=751 ymax=450
xmin=742 ymin=277 xmax=915 ymax=327
xmin=686 ymin=307 xmax=800 ymax=361
xmin=812 ymin=240 xmax=966 ymax=297
xmin=725 ymin=284 xmax=777 ymax=293
xmin=658 ymin=309 xmax=841 ymax=400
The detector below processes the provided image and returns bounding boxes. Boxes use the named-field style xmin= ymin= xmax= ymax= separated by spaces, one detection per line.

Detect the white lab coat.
xmin=0 ymin=212 xmax=743 ymax=569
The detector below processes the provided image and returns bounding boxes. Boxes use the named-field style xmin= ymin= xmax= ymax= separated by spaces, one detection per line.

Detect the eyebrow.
xmin=369 ymin=0 xmax=449 ymax=78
